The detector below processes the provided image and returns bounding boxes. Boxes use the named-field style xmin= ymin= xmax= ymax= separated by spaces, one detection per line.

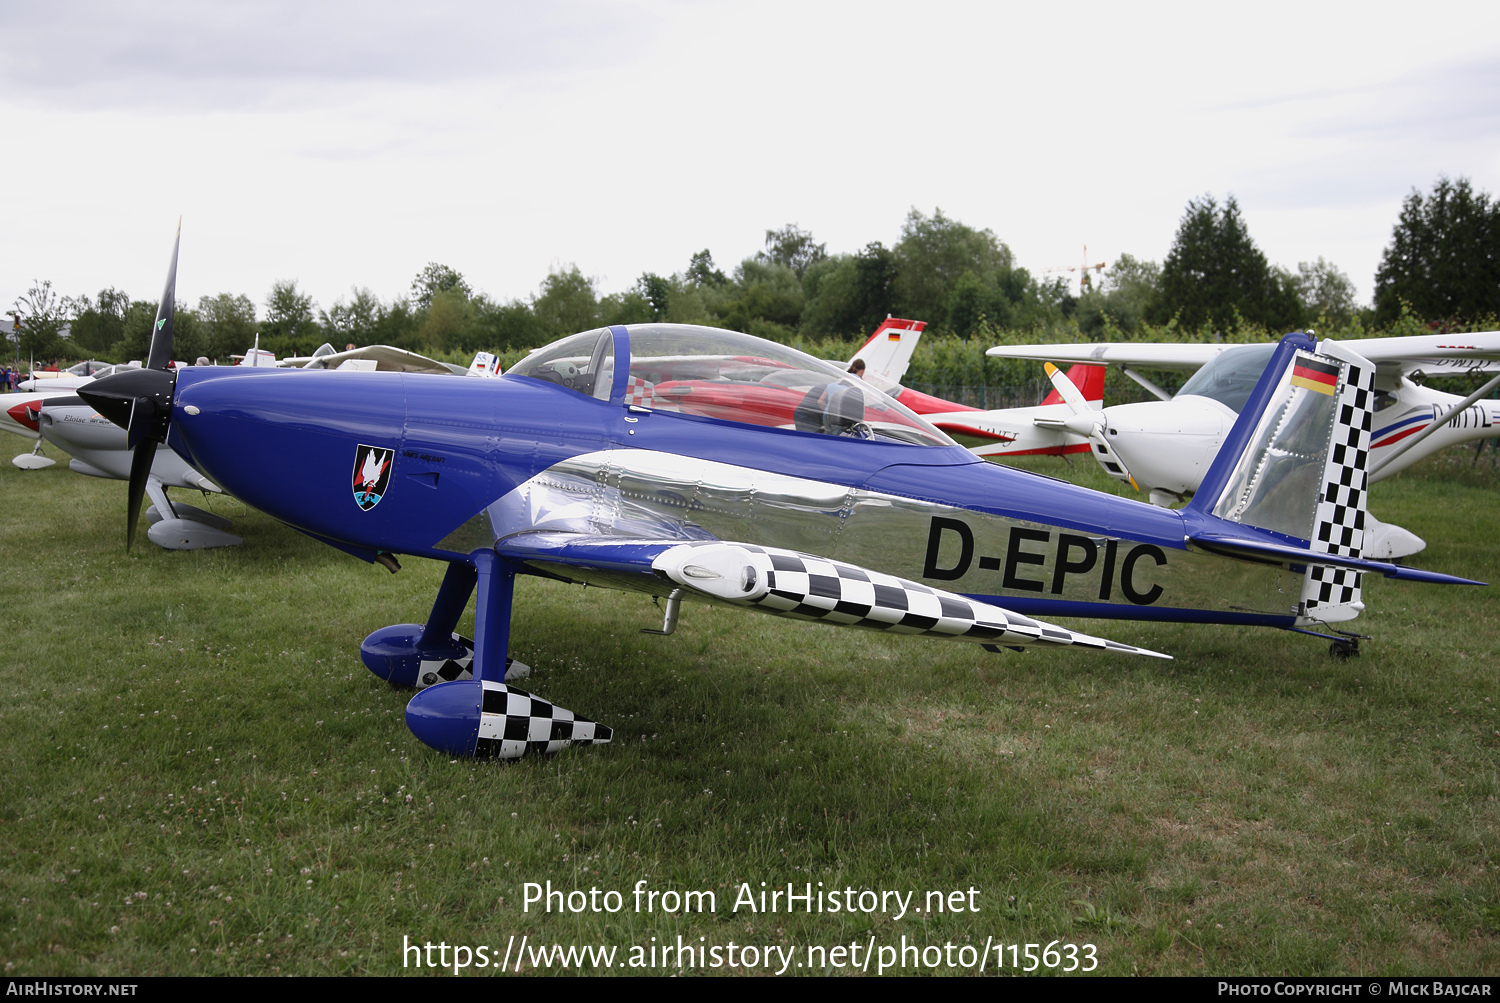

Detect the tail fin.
xmin=1185 ymin=333 xmax=1383 ymax=622
xmin=1039 ymin=363 xmax=1105 ymax=406
xmin=850 ymin=318 xmax=924 ymax=391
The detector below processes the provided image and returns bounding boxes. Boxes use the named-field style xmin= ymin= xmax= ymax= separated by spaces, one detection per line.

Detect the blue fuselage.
xmin=167 ymin=366 xmax=1300 ymax=628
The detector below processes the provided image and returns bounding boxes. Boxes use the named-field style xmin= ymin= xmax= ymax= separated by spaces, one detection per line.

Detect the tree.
xmin=417 ymin=288 xmax=473 ymax=352
xmin=471 ymin=296 xmax=547 ymax=352
xmin=888 ymin=208 xmax=1059 ymax=338
xmin=1076 ymin=254 xmax=1159 ymax=338
xmin=599 ymin=287 xmax=654 ymax=327
xmin=715 ymin=258 xmax=805 ymax=337
xmin=850 ymin=242 xmax=897 ymax=332
xmin=13 ymin=280 xmax=68 ymax=361
xmin=263 ymin=280 xmax=319 ymax=342
xmin=1150 ymin=194 xmax=1302 ymax=332
xmin=115 ymin=299 xmax=204 ymax=362
xmin=756 ymin=224 xmax=827 ymax=278
xmin=321 ymin=288 xmax=383 ymax=346
xmin=1291 ymin=258 xmax=1357 ymax=325
xmin=1374 ymin=177 xmax=1500 ymax=325
xmin=410 ymin=263 xmax=471 ymax=311
xmin=198 ymin=293 xmax=258 ymax=360
xmin=64 ymin=287 xmax=130 ymax=356
xmin=635 ymin=273 xmax=671 ymax=320
xmin=893 ymin=208 xmax=1013 ymax=324
xmin=686 ymin=250 xmax=727 ymax=287
xmin=532 ymin=265 xmax=599 ymax=335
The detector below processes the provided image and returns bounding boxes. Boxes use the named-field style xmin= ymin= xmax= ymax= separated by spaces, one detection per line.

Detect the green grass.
xmin=0 ymin=436 xmax=1496 ymax=976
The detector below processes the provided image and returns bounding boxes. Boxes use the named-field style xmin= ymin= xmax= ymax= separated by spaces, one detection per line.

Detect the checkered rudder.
xmin=1302 ymin=354 xmax=1376 ymax=617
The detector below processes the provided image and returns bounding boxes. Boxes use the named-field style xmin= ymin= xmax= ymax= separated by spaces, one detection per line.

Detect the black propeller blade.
xmin=78 ymin=220 xmax=181 ymax=550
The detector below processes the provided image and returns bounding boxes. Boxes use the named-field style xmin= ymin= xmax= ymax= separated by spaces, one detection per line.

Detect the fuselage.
xmin=39 ymin=401 xmax=215 ymax=489
xmin=167 ymin=363 xmax=1310 ymax=629
xmin=1102 ymin=382 xmax=1500 ymax=498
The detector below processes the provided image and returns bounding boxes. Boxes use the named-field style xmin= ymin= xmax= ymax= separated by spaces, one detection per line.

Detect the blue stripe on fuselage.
xmin=1373 ymin=412 xmax=1429 ymax=440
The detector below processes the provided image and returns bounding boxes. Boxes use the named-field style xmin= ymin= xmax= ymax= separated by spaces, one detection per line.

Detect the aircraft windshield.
xmin=622 ymin=324 xmax=955 ymax=447
xmin=507 ymin=329 xmax=616 ymax=401
xmin=1176 ymin=343 xmax=1279 ymax=413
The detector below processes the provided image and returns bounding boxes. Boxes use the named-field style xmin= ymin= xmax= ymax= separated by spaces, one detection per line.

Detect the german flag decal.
xmin=1291 ymin=354 xmax=1340 ymax=396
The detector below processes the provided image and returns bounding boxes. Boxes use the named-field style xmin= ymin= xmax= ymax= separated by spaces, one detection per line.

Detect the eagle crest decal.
xmin=352 ymin=444 xmax=393 ymax=511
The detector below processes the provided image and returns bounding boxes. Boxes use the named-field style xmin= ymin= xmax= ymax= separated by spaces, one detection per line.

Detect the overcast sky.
xmin=3 ymin=1 xmax=1498 ymax=319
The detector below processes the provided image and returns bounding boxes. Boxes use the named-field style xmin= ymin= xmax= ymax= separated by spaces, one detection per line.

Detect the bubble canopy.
xmin=509 ymin=324 xmax=956 ymax=448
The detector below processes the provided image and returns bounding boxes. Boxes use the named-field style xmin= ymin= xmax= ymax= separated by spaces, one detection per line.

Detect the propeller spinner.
xmin=77 ymin=221 xmax=182 ymax=549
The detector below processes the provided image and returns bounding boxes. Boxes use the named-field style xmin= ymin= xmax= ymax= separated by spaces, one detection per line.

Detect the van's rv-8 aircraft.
xmin=79 ymin=230 xmax=1482 ymax=760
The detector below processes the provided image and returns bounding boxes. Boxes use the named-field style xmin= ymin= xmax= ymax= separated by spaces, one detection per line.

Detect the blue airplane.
xmin=80 ymin=230 xmax=1481 ymax=759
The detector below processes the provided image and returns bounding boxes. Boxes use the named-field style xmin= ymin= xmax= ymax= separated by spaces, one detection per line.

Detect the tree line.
xmin=10 ymin=177 xmax=1498 ymax=368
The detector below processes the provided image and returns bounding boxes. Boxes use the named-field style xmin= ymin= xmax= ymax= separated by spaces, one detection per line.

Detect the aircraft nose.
xmin=169 ymin=368 xmax=408 ymax=536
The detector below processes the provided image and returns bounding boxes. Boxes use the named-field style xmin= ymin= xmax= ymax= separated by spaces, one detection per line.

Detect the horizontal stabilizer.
xmin=1188 ymin=532 xmax=1484 ymax=586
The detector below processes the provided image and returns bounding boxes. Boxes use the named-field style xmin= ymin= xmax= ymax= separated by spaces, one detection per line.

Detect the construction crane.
xmin=1041 ymin=246 xmax=1107 ymax=295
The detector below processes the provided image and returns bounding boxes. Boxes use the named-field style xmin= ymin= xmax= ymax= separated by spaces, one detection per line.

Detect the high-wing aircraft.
xmin=984 ymin=336 xmax=1500 ymax=558
xmin=79 ymin=230 xmax=1481 ymax=760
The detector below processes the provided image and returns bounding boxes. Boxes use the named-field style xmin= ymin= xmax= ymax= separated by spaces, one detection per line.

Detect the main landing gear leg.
xmin=403 ymin=549 xmax=613 ymax=759
xmin=471 ymin=549 xmax=514 ymax=683
xmin=361 ymin=560 xmax=477 ymax=687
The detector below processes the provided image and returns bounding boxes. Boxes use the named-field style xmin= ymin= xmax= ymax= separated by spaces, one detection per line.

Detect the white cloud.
xmin=3 ymin=1 xmax=1498 ymax=314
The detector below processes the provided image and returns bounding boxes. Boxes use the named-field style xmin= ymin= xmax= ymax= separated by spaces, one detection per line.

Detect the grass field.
xmin=0 ymin=436 xmax=1496 ymax=977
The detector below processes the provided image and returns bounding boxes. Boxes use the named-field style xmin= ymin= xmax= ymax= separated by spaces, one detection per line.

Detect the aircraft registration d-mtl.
xmin=81 ymin=230 xmax=1482 ymax=760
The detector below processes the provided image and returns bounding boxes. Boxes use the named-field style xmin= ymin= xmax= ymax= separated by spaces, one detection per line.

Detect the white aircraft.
xmin=38 ymin=396 xmax=239 ymax=548
xmin=898 ymin=365 xmax=1117 ymax=460
xmin=982 ymin=332 xmax=1500 ymax=558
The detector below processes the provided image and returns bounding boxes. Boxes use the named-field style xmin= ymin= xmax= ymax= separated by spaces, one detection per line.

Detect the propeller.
xmin=77 ymin=221 xmax=182 ymax=549
xmin=1033 ymin=361 xmax=1139 ymax=492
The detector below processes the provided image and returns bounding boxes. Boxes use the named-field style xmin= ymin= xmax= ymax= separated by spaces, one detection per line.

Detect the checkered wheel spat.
xmin=417 ymin=634 xmax=529 ymax=689
xmin=474 ymin=681 xmax=613 ymax=760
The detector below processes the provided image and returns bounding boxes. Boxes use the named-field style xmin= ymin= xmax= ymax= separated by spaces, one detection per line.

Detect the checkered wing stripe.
xmin=744 ymin=547 xmax=1102 ymax=647
xmin=475 ymin=682 xmax=612 ymax=760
